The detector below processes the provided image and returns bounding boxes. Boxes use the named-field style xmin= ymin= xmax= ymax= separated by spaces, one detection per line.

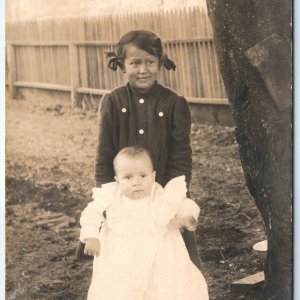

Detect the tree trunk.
xmin=206 ymin=1 xmax=292 ymax=299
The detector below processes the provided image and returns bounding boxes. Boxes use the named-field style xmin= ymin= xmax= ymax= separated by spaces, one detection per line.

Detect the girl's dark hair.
xmin=105 ymin=30 xmax=176 ymax=71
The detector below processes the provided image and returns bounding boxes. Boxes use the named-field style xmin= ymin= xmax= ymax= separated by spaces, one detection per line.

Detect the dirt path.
xmin=5 ymin=97 xmax=266 ymax=299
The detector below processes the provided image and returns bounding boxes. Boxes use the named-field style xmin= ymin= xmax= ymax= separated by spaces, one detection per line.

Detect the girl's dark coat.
xmin=95 ymin=81 xmax=192 ymax=188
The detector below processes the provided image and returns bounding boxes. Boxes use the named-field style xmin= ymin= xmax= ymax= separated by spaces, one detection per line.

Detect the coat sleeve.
xmin=166 ymin=96 xmax=192 ymax=186
xmin=95 ymin=94 xmax=116 ymax=187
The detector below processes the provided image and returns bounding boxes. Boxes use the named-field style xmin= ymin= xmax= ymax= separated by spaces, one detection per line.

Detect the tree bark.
xmin=206 ymin=1 xmax=292 ymax=299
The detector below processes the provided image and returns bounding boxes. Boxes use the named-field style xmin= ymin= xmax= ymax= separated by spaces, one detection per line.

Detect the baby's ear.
xmin=152 ymin=171 xmax=156 ymax=180
xmin=114 ymin=176 xmax=118 ymax=183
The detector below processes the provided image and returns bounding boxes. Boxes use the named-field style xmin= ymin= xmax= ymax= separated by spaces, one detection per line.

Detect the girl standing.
xmin=95 ymin=30 xmax=201 ymax=269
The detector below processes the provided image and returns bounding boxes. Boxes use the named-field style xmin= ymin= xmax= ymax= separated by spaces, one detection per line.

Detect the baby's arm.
xmin=172 ymin=198 xmax=200 ymax=231
xmin=80 ymin=189 xmax=111 ymax=245
xmin=80 ymin=184 xmax=115 ymax=240
xmin=80 ymin=199 xmax=104 ymax=242
xmin=78 ymin=184 xmax=116 ymax=259
xmin=80 ymin=200 xmax=103 ymax=257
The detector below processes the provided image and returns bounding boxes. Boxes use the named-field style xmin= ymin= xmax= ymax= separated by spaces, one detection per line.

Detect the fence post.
xmin=6 ymin=43 xmax=16 ymax=100
xmin=69 ymin=43 xmax=80 ymax=108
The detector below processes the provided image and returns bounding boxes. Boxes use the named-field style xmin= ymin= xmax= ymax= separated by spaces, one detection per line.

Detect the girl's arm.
xmin=166 ymin=96 xmax=192 ymax=187
xmin=95 ymin=94 xmax=116 ymax=187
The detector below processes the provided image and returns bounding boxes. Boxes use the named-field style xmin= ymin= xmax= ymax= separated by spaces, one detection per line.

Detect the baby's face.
xmin=115 ymin=154 xmax=156 ymax=200
xmin=123 ymin=44 xmax=160 ymax=93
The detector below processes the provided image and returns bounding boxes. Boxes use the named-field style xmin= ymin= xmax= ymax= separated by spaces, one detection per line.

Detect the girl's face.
xmin=114 ymin=154 xmax=156 ymax=200
xmin=123 ymin=44 xmax=160 ymax=93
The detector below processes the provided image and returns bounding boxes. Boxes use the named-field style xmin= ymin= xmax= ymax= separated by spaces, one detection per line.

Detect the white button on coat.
xmin=139 ymin=129 xmax=144 ymax=135
xmin=159 ymin=112 xmax=164 ymax=117
xmin=139 ymin=99 xmax=144 ymax=104
xmin=121 ymin=108 xmax=127 ymax=113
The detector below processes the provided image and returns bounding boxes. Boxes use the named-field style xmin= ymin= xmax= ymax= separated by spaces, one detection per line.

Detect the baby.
xmin=80 ymin=146 xmax=209 ymax=300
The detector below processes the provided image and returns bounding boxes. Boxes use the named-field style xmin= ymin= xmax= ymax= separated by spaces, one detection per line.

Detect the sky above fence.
xmin=6 ymin=0 xmax=207 ymax=21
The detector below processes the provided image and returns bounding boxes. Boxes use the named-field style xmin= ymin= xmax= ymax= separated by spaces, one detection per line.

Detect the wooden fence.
xmin=6 ymin=7 xmax=228 ymax=106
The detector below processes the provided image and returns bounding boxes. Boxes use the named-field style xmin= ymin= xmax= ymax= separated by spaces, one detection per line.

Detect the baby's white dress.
xmin=80 ymin=176 xmax=209 ymax=300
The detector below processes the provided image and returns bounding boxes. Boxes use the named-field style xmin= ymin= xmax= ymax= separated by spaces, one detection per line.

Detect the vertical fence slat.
xmin=69 ymin=44 xmax=80 ymax=107
xmin=6 ymin=43 xmax=16 ymax=99
xmin=192 ymin=41 xmax=199 ymax=97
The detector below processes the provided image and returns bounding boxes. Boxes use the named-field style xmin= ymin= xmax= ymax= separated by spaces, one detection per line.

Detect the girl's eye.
xmin=146 ymin=60 xmax=156 ymax=65
xmin=130 ymin=61 xmax=140 ymax=66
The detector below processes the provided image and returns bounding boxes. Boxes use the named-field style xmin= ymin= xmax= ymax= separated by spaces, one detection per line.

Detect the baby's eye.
xmin=124 ymin=176 xmax=131 ymax=180
xmin=140 ymin=174 xmax=147 ymax=178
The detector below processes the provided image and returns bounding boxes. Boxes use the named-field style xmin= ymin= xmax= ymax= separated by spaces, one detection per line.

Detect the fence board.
xmin=6 ymin=44 xmax=16 ymax=99
xmin=14 ymin=81 xmax=71 ymax=91
xmin=69 ymin=44 xmax=80 ymax=106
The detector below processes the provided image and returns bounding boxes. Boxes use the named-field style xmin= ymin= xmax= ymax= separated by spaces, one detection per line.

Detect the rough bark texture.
xmin=206 ymin=1 xmax=292 ymax=299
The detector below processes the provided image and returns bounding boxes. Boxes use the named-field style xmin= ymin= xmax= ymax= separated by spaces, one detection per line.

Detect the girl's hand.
xmin=84 ymin=238 xmax=100 ymax=257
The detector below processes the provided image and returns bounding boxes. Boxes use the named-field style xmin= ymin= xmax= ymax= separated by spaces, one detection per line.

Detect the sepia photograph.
xmin=5 ymin=0 xmax=292 ymax=299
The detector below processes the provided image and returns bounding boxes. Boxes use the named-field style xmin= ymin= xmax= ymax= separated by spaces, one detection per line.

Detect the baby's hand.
xmin=84 ymin=238 xmax=100 ymax=257
xmin=180 ymin=216 xmax=197 ymax=231
xmin=169 ymin=215 xmax=197 ymax=231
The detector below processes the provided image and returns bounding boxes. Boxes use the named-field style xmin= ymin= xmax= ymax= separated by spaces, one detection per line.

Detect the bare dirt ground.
xmin=5 ymin=96 xmax=266 ymax=300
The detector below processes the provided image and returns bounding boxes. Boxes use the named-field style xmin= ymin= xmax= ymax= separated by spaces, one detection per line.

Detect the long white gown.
xmin=80 ymin=176 xmax=209 ymax=300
